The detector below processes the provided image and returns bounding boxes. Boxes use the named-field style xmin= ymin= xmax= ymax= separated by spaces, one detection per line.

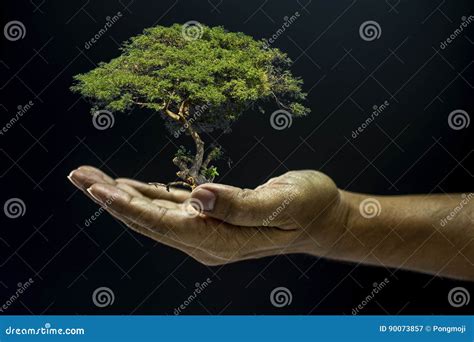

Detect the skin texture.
xmin=68 ymin=166 xmax=474 ymax=280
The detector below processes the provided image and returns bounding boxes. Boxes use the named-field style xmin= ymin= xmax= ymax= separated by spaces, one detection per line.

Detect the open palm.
xmin=68 ymin=166 xmax=346 ymax=266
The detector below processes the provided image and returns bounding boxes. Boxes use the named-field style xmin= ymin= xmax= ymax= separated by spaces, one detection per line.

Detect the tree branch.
xmin=178 ymin=100 xmax=189 ymax=117
xmin=201 ymin=146 xmax=220 ymax=170
xmin=137 ymin=97 xmax=204 ymax=179
xmin=270 ymin=91 xmax=290 ymax=110
xmin=164 ymin=100 xmax=181 ymax=121
xmin=172 ymin=157 xmax=190 ymax=172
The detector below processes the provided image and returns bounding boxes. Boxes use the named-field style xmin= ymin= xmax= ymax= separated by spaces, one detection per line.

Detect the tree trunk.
xmin=187 ymin=124 xmax=204 ymax=177
xmin=161 ymin=103 xmax=208 ymax=188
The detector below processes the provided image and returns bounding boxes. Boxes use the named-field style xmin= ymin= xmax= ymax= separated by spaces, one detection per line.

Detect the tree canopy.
xmin=71 ymin=23 xmax=310 ymax=188
xmin=71 ymin=23 xmax=309 ymax=132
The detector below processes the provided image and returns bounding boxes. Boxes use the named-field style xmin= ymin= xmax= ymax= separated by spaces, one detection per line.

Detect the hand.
xmin=67 ymin=166 xmax=474 ymax=279
xmin=67 ymin=166 xmax=348 ymax=266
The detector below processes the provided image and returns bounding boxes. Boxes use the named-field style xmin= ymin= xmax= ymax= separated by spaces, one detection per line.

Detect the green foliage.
xmin=174 ymin=145 xmax=192 ymax=159
xmin=71 ymin=24 xmax=309 ymax=133
xmin=208 ymin=146 xmax=223 ymax=160
xmin=202 ymin=166 xmax=219 ymax=179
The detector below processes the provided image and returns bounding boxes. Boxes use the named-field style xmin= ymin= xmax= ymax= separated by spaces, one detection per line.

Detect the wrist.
xmin=302 ymin=188 xmax=355 ymax=258
xmin=308 ymin=189 xmax=378 ymax=261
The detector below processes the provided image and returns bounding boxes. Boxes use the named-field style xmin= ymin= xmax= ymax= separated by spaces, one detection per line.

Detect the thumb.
xmin=190 ymin=183 xmax=297 ymax=227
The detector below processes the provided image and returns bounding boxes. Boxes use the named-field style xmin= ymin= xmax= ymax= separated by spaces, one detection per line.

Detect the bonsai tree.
xmin=71 ymin=23 xmax=309 ymax=190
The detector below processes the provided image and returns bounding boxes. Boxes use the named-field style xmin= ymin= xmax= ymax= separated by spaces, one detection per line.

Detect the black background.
xmin=0 ymin=0 xmax=473 ymax=314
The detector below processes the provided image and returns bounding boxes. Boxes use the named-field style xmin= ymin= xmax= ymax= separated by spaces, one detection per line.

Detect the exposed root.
xmin=152 ymin=135 xmax=221 ymax=192
xmin=149 ymin=181 xmax=195 ymax=192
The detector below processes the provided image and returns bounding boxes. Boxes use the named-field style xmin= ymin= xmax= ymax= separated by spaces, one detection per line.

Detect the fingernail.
xmin=87 ymin=187 xmax=103 ymax=204
xmin=192 ymin=188 xmax=216 ymax=211
xmin=67 ymin=171 xmax=79 ymax=186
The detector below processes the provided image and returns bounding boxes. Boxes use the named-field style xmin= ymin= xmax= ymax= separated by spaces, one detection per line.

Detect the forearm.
xmin=329 ymin=191 xmax=474 ymax=280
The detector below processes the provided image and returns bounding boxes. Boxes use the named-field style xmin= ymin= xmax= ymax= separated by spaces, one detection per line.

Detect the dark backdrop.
xmin=0 ymin=0 xmax=473 ymax=315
